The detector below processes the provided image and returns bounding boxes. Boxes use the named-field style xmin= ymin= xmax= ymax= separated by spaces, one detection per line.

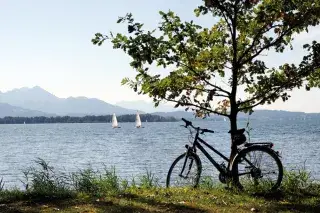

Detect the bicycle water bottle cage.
xmin=228 ymin=128 xmax=247 ymax=146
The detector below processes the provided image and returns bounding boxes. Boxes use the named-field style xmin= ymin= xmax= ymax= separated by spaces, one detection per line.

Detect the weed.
xmin=138 ymin=169 xmax=159 ymax=189
xmin=22 ymin=158 xmax=72 ymax=198
xmin=71 ymin=167 xmax=99 ymax=194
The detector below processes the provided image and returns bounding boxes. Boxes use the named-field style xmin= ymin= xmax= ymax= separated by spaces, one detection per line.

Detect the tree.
xmin=92 ymin=0 xmax=320 ymax=162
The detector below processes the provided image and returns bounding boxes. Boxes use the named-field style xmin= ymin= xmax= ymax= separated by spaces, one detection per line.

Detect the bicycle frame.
xmin=190 ymin=128 xmax=230 ymax=175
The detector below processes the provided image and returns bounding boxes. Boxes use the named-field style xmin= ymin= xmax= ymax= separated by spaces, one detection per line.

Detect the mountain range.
xmin=116 ymin=100 xmax=178 ymax=113
xmin=0 ymin=86 xmax=318 ymax=119
xmin=0 ymin=103 xmax=55 ymax=118
xmin=0 ymin=86 xmax=136 ymax=116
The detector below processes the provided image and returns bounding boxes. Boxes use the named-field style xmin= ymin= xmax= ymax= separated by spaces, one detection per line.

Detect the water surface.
xmin=0 ymin=118 xmax=319 ymax=188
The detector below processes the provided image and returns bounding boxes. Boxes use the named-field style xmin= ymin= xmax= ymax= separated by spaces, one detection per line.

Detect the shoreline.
xmin=0 ymin=114 xmax=178 ymax=124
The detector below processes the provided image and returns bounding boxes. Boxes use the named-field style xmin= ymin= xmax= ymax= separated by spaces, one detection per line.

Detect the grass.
xmin=0 ymin=159 xmax=319 ymax=212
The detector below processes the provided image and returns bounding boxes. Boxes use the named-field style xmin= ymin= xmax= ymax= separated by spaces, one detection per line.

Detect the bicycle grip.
xmin=201 ymin=129 xmax=215 ymax=134
xmin=182 ymin=118 xmax=192 ymax=125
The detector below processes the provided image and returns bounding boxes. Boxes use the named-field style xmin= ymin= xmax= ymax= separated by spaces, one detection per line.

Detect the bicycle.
xmin=166 ymin=118 xmax=283 ymax=191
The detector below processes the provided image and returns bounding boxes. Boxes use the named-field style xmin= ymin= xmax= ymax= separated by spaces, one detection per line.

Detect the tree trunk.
xmin=228 ymin=104 xmax=238 ymax=170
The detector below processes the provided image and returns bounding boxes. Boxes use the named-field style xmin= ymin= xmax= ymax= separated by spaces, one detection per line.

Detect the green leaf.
xmin=121 ymin=78 xmax=129 ymax=85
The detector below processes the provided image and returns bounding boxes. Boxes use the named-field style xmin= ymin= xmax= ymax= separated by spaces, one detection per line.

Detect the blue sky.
xmin=0 ymin=0 xmax=319 ymax=112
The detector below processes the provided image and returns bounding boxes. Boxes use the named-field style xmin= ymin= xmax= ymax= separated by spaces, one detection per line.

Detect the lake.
xmin=0 ymin=118 xmax=319 ymax=189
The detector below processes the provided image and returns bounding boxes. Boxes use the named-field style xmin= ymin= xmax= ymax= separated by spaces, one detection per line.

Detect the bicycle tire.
xmin=166 ymin=152 xmax=202 ymax=188
xmin=232 ymin=145 xmax=283 ymax=191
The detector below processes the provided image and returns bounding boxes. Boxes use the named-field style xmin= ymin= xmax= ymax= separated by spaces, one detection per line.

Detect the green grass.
xmin=0 ymin=159 xmax=319 ymax=212
xmin=1 ymin=185 xmax=319 ymax=212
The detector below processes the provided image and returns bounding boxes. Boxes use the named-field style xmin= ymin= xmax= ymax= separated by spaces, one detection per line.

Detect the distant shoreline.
xmin=0 ymin=114 xmax=178 ymax=124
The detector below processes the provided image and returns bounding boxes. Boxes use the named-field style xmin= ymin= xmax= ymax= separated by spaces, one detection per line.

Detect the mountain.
xmin=0 ymin=86 xmax=137 ymax=116
xmin=152 ymin=109 xmax=320 ymax=121
xmin=238 ymin=110 xmax=319 ymax=120
xmin=0 ymin=103 xmax=55 ymax=118
xmin=117 ymin=100 xmax=320 ymax=120
xmin=116 ymin=100 xmax=178 ymax=113
xmin=152 ymin=111 xmax=195 ymax=119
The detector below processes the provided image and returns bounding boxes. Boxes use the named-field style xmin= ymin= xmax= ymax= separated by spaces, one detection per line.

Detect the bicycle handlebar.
xmin=181 ymin=118 xmax=192 ymax=127
xmin=181 ymin=118 xmax=214 ymax=134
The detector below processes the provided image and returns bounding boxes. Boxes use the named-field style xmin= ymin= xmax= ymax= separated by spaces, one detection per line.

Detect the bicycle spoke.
xmin=167 ymin=153 xmax=201 ymax=188
xmin=233 ymin=146 xmax=283 ymax=191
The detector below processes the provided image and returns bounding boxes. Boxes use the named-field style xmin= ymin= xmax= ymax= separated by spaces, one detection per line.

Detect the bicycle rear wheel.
xmin=232 ymin=145 xmax=283 ymax=192
xmin=166 ymin=152 xmax=202 ymax=188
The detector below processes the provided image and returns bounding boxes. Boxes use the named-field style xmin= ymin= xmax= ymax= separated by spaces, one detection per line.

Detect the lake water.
xmin=0 ymin=118 xmax=319 ymax=189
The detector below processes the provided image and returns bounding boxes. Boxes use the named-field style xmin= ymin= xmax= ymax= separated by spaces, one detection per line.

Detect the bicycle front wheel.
xmin=166 ymin=152 xmax=202 ymax=188
xmin=232 ymin=145 xmax=283 ymax=192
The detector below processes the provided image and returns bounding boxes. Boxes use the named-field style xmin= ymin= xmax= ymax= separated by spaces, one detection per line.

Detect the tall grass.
xmin=281 ymin=164 xmax=320 ymax=200
xmin=22 ymin=158 xmax=72 ymax=199
xmin=138 ymin=169 xmax=159 ymax=189
xmin=13 ymin=158 xmax=160 ymax=200
xmin=199 ymin=176 xmax=217 ymax=189
xmin=1 ymin=157 xmax=319 ymax=204
xmin=71 ymin=166 xmax=122 ymax=196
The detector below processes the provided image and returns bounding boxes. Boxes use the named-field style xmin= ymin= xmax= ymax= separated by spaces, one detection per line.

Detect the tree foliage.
xmin=92 ymin=0 xmax=320 ymax=125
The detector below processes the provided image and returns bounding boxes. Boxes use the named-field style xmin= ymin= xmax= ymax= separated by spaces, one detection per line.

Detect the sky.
xmin=0 ymin=0 xmax=319 ymax=112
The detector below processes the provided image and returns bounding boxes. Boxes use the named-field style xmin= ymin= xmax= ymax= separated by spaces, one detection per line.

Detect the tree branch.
xmin=239 ymin=8 xmax=317 ymax=67
xmin=239 ymin=26 xmax=293 ymax=66
xmin=164 ymin=97 xmax=229 ymax=117
xmin=222 ymin=12 xmax=233 ymax=38
xmin=162 ymin=38 xmax=231 ymax=95
xmin=238 ymin=87 xmax=282 ymax=111
xmin=238 ymin=24 xmax=284 ymax=65
xmin=161 ymin=7 xmax=232 ymax=96
xmin=238 ymin=99 xmax=264 ymax=111
xmin=206 ymin=0 xmax=233 ymax=24
xmin=186 ymin=85 xmax=228 ymax=97
xmin=238 ymin=76 xmax=302 ymax=111
xmin=183 ymin=62 xmax=231 ymax=95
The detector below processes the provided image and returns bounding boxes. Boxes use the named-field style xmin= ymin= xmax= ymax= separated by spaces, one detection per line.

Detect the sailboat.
xmin=112 ymin=113 xmax=120 ymax=128
xmin=135 ymin=112 xmax=142 ymax=128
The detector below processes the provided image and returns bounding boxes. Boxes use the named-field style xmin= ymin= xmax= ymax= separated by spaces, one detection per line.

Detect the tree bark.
xmin=228 ymin=100 xmax=238 ymax=170
xmin=228 ymin=0 xmax=239 ymax=169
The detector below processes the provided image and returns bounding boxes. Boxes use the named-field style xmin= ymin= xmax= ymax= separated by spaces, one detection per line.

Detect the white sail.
xmin=135 ymin=112 xmax=142 ymax=128
xmin=112 ymin=113 xmax=118 ymax=128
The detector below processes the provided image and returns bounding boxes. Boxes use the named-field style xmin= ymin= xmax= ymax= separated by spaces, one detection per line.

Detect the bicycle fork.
xmin=179 ymin=145 xmax=195 ymax=179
